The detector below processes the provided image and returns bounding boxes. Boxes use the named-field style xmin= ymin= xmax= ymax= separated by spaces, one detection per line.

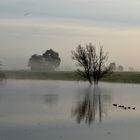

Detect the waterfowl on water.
xmin=132 ymin=107 xmax=135 ymax=110
xmin=113 ymin=104 xmax=136 ymax=110
xmin=113 ymin=104 xmax=117 ymax=107
xmin=124 ymin=107 xmax=127 ymax=110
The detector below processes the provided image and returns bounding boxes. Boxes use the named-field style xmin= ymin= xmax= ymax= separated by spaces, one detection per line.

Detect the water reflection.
xmin=0 ymin=79 xmax=6 ymax=86
xmin=0 ymin=71 xmax=6 ymax=80
xmin=0 ymin=76 xmax=6 ymax=86
xmin=72 ymin=86 xmax=111 ymax=124
xmin=31 ymin=94 xmax=58 ymax=106
xmin=44 ymin=94 xmax=58 ymax=106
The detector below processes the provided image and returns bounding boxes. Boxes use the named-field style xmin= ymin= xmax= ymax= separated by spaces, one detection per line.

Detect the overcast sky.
xmin=0 ymin=0 xmax=140 ymax=70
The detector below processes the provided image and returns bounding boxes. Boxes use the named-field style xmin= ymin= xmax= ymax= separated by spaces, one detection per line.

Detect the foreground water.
xmin=0 ymin=80 xmax=140 ymax=140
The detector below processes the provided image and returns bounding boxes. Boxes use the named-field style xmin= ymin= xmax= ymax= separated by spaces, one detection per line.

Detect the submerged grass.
xmin=3 ymin=70 xmax=140 ymax=83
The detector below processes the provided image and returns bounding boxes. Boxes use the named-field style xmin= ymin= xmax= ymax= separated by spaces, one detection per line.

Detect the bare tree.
xmin=72 ymin=44 xmax=93 ymax=84
xmin=72 ymin=43 xmax=112 ymax=85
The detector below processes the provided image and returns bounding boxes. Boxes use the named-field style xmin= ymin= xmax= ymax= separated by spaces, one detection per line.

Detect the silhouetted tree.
xmin=0 ymin=62 xmax=6 ymax=79
xmin=28 ymin=54 xmax=44 ymax=71
xmin=43 ymin=49 xmax=61 ymax=71
xmin=117 ymin=65 xmax=123 ymax=71
xmin=28 ymin=49 xmax=61 ymax=71
xmin=72 ymin=44 xmax=92 ymax=84
xmin=128 ymin=66 xmax=134 ymax=71
xmin=109 ymin=62 xmax=116 ymax=71
xmin=72 ymin=43 xmax=112 ymax=85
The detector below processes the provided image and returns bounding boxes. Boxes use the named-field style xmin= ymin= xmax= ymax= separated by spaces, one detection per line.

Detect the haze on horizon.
xmin=0 ymin=0 xmax=140 ymax=71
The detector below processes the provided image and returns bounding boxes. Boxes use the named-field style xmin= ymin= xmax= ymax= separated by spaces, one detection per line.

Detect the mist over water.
xmin=0 ymin=0 xmax=140 ymax=139
xmin=0 ymin=80 xmax=140 ymax=140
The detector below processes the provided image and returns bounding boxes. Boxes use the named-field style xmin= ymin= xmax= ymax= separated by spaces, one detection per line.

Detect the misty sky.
xmin=0 ymin=0 xmax=140 ymax=70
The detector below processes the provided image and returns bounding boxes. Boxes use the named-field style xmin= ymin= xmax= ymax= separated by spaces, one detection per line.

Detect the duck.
xmin=113 ymin=104 xmax=117 ymax=107
xmin=124 ymin=107 xmax=127 ymax=110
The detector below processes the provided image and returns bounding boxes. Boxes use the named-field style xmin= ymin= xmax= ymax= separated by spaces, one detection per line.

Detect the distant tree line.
xmin=109 ymin=63 xmax=135 ymax=72
xmin=28 ymin=49 xmax=61 ymax=71
xmin=109 ymin=63 xmax=124 ymax=71
xmin=0 ymin=62 xmax=6 ymax=79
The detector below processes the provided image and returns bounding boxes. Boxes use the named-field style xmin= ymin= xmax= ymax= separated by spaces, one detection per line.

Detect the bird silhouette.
xmin=132 ymin=107 xmax=135 ymax=110
xmin=113 ymin=104 xmax=117 ymax=107
xmin=124 ymin=107 xmax=127 ymax=110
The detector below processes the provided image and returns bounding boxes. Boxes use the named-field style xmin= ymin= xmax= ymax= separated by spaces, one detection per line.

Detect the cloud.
xmin=0 ymin=0 xmax=140 ymax=70
xmin=0 ymin=0 xmax=140 ymax=26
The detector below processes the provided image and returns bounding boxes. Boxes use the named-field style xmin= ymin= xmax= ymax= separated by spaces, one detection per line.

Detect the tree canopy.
xmin=28 ymin=49 xmax=61 ymax=71
xmin=72 ymin=43 xmax=112 ymax=85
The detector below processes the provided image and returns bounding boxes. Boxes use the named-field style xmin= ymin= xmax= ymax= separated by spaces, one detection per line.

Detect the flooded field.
xmin=0 ymin=80 xmax=140 ymax=140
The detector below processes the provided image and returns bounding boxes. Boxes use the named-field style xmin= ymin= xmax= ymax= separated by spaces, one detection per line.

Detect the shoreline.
xmin=2 ymin=70 xmax=140 ymax=84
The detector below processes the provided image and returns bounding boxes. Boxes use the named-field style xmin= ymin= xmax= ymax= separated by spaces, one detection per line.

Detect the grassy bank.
xmin=3 ymin=70 xmax=79 ymax=81
xmin=3 ymin=70 xmax=140 ymax=83
xmin=102 ymin=72 xmax=140 ymax=83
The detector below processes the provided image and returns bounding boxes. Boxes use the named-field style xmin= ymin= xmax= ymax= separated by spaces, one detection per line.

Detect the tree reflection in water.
xmin=72 ymin=86 xmax=111 ymax=124
xmin=44 ymin=94 xmax=58 ymax=106
xmin=32 ymin=94 xmax=58 ymax=107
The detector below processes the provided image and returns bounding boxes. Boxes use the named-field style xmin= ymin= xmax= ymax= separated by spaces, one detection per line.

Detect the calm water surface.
xmin=0 ymin=80 xmax=140 ymax=140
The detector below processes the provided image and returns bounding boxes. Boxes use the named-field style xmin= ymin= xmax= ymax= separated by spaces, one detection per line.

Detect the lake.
xmin=0 ymin=80 xmax=140 ymax=140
